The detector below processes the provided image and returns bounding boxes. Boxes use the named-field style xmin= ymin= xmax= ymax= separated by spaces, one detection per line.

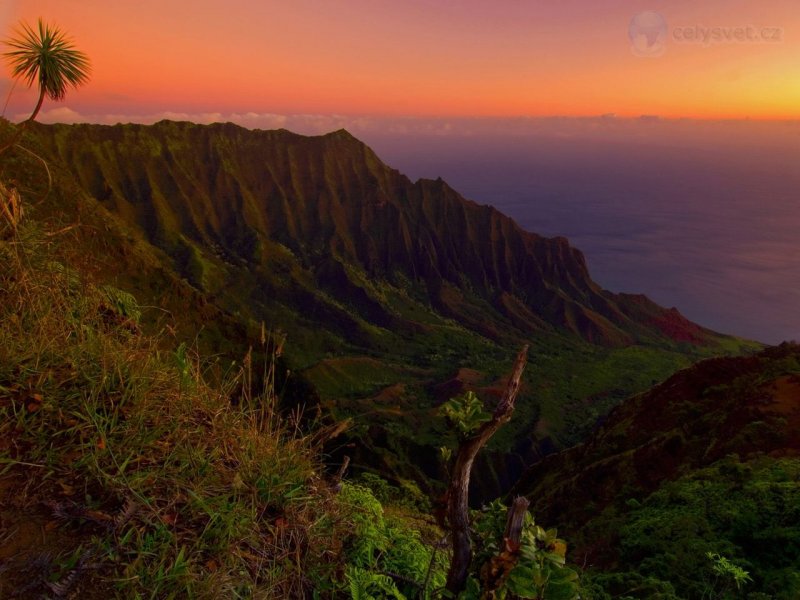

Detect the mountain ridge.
xmin=32 ymin=119 xmax=718 ymax=349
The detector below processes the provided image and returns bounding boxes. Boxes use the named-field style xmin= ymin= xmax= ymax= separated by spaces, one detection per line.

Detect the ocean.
xmin=363 ymin=121 xmax=800 ymax=344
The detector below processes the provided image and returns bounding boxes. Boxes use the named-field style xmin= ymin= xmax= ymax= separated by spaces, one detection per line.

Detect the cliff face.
xmin=34 ymin=120 xmax=711 ymax=348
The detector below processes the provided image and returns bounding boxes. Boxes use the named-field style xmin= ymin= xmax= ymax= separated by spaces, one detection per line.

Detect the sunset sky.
xmin=1 ymin=0 xmax=798 ymax=126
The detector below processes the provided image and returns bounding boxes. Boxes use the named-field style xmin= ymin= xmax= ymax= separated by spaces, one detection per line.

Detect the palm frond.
xmin=3 ymin=18 xmax=90 ymax=102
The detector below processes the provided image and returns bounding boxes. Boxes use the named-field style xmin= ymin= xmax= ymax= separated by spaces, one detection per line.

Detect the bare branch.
xmin=503 ymin=496 xmax=530 ymax=548
xmin=445 ymin=345 xmax=529 ymax=594
xmin=332 ymin=455 xmax=350 ymax=493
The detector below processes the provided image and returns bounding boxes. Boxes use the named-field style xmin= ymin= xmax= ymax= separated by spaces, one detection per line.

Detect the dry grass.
xmin=0 ymin=203 xmax=348 ymax=598
xmin=0 ymin=179 xmax=22 ymax=238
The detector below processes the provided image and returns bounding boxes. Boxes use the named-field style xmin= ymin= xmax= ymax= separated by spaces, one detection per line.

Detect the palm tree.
xmin=1 ymin=18 xmax=90 ymax=149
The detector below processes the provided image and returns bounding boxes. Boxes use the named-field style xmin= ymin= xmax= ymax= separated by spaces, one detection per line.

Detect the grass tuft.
xmin=0 ymin=179 xmax=23 ymax=237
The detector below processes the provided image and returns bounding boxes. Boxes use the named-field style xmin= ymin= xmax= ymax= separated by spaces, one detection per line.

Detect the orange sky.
xmin=1 ymin=0 xmax=799 ymax=122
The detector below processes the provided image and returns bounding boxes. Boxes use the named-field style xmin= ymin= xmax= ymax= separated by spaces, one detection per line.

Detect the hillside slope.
xmin=514 ymin=342 xmax=800 ymax=556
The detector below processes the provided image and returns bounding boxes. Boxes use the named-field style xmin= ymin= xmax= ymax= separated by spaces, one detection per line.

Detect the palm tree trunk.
xmin=27 ymin=87 xmax=47 ymax=123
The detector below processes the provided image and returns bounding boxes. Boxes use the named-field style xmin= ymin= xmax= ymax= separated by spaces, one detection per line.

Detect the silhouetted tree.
xmin=2 ymin=18 xmax=90 ymax=151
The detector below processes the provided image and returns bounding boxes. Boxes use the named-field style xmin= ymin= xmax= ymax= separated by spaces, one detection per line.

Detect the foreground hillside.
xmin=16 ymin=120 xmax=757 ymax=499
xmin=0 ymin=187 xmax=453 ymax=598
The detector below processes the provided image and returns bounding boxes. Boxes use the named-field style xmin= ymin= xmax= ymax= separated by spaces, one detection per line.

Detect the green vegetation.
xmin=356 ymin=472 xmax=432 ymax=513
xmin=706 ymin=553 xmax=753 ymax=593
xmin=464 ymin=501 xmax=581 ymax=600
xmin=586 ymin=456 xmax=800 ymax=599
xmin=442 ymin=391 xmax=491 ymax=437
xmin=334 ymin=482 xmax=447 ymax=599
